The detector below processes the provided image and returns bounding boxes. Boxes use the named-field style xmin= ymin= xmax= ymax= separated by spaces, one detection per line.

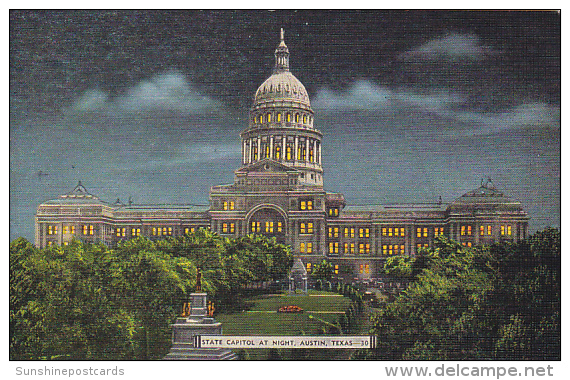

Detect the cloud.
xmin=400 ymin=33 xmax=495 ymax=61
xmin=454 ymin=103 xmax=560 ymax=136
xmin=312 ymin=80 xmax=465 ymax=113
xmin=68 ymin=71 xmax=222 ymax=116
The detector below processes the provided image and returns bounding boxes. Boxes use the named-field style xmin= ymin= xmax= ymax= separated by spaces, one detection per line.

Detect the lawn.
xmin=216 ymin=290 xmax=351 ymax=335
xmin=214 ymin=290 xmax=356 ymax=359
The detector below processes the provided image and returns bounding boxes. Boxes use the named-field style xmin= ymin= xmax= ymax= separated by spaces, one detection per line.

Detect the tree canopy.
xmin=10 ymin=230 xmax=292 ymax=360
xmin=370 ymin=228 xmax=560 ymax=360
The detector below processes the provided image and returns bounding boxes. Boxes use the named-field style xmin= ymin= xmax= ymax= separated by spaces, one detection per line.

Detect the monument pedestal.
xmin=163 ymin=293 xmax=237 ymax=360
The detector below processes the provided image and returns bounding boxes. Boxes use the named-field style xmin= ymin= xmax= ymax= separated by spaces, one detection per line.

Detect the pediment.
xmin=235 ymin=159 xmax=299 ymax=174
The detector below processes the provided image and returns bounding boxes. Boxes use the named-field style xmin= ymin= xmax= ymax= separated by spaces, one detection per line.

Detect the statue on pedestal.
xmin=196 ymin=267 xmax=202 ymax=292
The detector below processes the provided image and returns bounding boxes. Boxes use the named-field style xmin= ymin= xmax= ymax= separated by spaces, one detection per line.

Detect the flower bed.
xmin=278 ymin=305 xmax=304 ymax=313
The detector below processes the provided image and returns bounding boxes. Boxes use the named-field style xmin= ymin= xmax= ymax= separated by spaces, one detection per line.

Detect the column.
xmin=282 ymin=135 xmax=287 ymax=160
xmin=242 ymin=140 xmax=247 ymax=164
xmin=313 ymin=139 xmax=317 ymax=163
xmin=305 ymin=138 xmax=309 ymax=162
xmin=270 ymin=135 xmax=274 ymax=159
xmin=318 ymin=142 xmax=322 ymax=164
xmin=294 ymin=136 xmax=299 ymax=163
xmin=257 ymin=138 xmax=261 ymax=162
xmin=248 ymin=138 xmax=253 ymax=163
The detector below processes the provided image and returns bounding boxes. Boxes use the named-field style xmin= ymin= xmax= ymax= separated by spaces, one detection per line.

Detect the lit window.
xmin=301 ymin=201 xmax=306 ymax=210
xmin=266 ymin=145 xmax=270 ymax=158
xmin=388 ymin=227 xmax=393 ymax=237
xmin=252 ymin=221 xmax=261 ymax=233
xmin=480 ymin=225 xmax=485 ymax=236
xmin=300 ymin=242 xmax=305 ymax=253
xmin=468 ymin=242 xmax=472 ymax=247
xmin=230 ymin=201 xmax=235 ymax=210
xmin=152 ymin=227 xmax=157 ymax=236
xmin=366 ymin=243 xmax=370 ymax=254
xmin=230 ymin=223 xmax=235 ymax=233
xmin=400 ymin=227 xmax=405 ymax=237
xmin=461 ymin=226 xmax=466 ymax=236
xmin=277 ymin=222 xmax=283 ymax=233
xmin=265 ymin=221 xmax=274 ymax=233
xmin=308 ymin=223 xmax=314 ymax=234
xmin=334 ymin=227 xmax=339 ymax=238
xmin=359 ymin=243 xmax=364 ymax=254
xmin=344 ymin=242 xmax=349 ymax=254
xmin=253 ymin=146 xmax=258 ymax=160
xmin=132 ymin=228 xmax=140 ymax=237
xmin=382 ymin=227 xmax=387 ymax=236
xmin=344 ymin=228 xmax=349 ymax=237
xmin=300 ymin=223 xmax=306 ymax=234
xmin=260 ymin=115 xmax=263 ymax=124
xmin=267 ymin=113 xmax=271 ymax=123
xmin=382 ymin=245 xmax=387 ymax=255
xmin=309 ymin=149 xmax=314 ymax=162
xmin=297 ymin=147 xmax=302 ymax=160
xmin=350 ymin=243 xmax=355 ymax=254
xmin=350 ymin=228 xmax=355 ymax=238
xmin=501 ymin=225 xmax=505 ymax=235
xmin=359 ymin=264 xmax=364 ymax=274
xmin=400 ymin=245 xmax=405 ymax=254
xmin=359 ymin=228 xmax=364 ymax=238
xmin=184 ymin=227 xmax=195 ymax=234
xmin=507 ymin=225 xmax=512 ymax=235
xmin=423 ymin=228 xmax=428 ymax=237
xmin=328 ymin=228 xmax=333 ymax=238
xmin=306 ymin=263 xmax=311 ymax=272
xmin=295 ymin=114 xmax=299 ymax=123
xmin=275 ymin=146 xmax=281 ymax=160
xmin=417 ymin=228 xmax=422 ymax=238
xmin=307 ymin=242 xmax=313 ymax=254
xmin=467 ymin=226 xmax=472 ymax=236
xmin=277 ymin=113 xmax=281 ymax=122
xmin=389 ymin=245 xmax=393 ymax=255
xmin=223 ymin=223 xmax=228 ymax=233
xmin=254 ymin=116 xmax=258 ymax=124
xmin=435 ymin=227 xmax=444 ymax=237
xmin=329 ymin=242 xmax=334 ymax=254
xmin=287 ymin=113 xmax=291 ymax=122
xmin=365 ymin=264 xmax=370 ymax=274
xmin=303 ymin=115 xmax=307 ymax=124
xmin=334 ymin=208 xmax=339 ymax=216
xmin=334 ymin=265 xmax=339 ymax=274
xmin=63 ymin=226 xmax=69 ymax=234
xmin=286 ymin=146 xmax=292 ymax=160
xmin=70 ymin=226 xmax=75 ymax=234
xmin=307 ymin=201 xmax=313 ymax=210
xmin=488 ymin=225 xmax=492 ymax=235
xmin=223 ymin=201 xmax=228 ymax=210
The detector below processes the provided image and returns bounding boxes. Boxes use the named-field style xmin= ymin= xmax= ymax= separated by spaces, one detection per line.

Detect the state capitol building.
xmin=35 ymin=30 xmax=529 ymax=280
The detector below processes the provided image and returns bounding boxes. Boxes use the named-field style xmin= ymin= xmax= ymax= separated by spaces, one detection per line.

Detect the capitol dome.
xmin=251 ymin=29 xmax=313 ymax=113
xmin=254 ymin=71 xmax=311 ymax=108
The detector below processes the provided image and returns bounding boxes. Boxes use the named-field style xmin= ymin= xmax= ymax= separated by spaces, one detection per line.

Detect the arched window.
xmin=267 ymin=113 xmax=271 ymax=123
xmin=286 ymin=146 xmax=292 ymax=160
xmin=254 ymin=116 xmax=258 ymax=124
xmin=275 ymin=145 xmax=281 ymax=160
xmin=287 ymin=113 xmax=291 ymax=122
xmin=260 ymin=115 xmax=263 ymax=124
xmin=253 ymin=146 xmax=258 ymax=161
xmin=295 ymin=114 xmax=300 ymax=123
xmin=277 ymin=113 xmax=281 ymax=122
xmin=303 ymin=114 xmax=307 ymax=124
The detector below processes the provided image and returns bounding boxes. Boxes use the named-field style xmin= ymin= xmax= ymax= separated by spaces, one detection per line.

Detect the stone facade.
xmin=35 ymin=31 xmax=529 ymax=281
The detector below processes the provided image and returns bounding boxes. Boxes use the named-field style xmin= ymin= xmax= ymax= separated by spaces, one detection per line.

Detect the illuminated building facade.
xmin=35 ymin=30 xmax=529 ymax=280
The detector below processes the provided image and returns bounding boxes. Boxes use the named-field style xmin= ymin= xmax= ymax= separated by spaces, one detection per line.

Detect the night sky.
xmin=9 ymin=10 xmax=560 ymax=242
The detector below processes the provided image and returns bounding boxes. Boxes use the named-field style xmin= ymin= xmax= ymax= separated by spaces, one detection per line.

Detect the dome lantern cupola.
xmin=274 ymin=28 xmax=290 ymax=73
